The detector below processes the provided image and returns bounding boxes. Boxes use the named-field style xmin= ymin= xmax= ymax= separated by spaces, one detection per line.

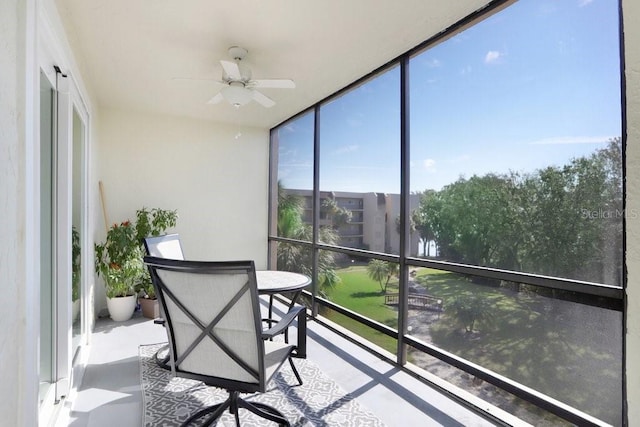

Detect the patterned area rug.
xmin=140 ymin=343 xmax=386 ymax=426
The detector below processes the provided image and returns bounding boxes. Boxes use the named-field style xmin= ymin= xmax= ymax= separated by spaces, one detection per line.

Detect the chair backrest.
xmin=143 ymin=256 xmax=266 ymax=393
xmin=143 ymin=234 xmax=185 ymax=260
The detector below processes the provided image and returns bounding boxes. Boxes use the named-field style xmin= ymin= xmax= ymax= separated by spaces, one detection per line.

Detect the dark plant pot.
xmin=139 ymin=297 xmax=160 ymax=319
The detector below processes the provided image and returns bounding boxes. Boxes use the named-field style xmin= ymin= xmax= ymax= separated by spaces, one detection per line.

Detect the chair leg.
xmin=154 ymin=344 xmax=171 ymax=370
xmin=288 ymin=356 xmax=303 ymax=386
xmin=180 ymin=389 xmax=292 ymax=426
xmin=180 ymin=395 xmax=231 ymax=427
xmin=237 ymin=398 xmax=290 ymax=426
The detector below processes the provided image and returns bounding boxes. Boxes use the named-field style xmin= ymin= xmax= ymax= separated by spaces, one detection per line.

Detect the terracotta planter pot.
xmin=139 ymin=297 xmax=160 ymax=319
xmin=106 ymin=295 xmax=136 ymax=321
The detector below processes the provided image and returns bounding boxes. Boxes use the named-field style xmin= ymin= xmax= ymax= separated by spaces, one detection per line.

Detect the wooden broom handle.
xmin=99 ymin=181 xmax=109 ymax=233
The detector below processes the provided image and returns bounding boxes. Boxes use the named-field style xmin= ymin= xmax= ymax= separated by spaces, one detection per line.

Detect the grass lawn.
xmin=323 ymin=265 xmax=398 ymax=353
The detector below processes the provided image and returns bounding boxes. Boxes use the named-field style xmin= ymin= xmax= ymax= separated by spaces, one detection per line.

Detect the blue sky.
xmin=277 ymin=0 xmax=621 ymax=194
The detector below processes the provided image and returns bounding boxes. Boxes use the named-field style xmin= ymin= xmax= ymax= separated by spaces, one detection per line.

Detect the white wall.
xmin=0 ymin=0 xmax=38 ymax=426
xmin=95 ymin=108 xmax=270 ymax=311
xmin=623 ymin=0 xmax=640 ymax=424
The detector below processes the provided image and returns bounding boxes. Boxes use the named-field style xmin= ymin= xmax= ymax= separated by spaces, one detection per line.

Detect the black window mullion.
xmin=397 ymin=56 xmax=411 ymax=365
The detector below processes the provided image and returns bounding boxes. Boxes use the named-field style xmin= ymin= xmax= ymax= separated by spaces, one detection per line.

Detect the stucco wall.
xmin=95 ymin=108 xmax=270 ymax=313
xmin=0 ymin=1 xmax=24 ymax=425
xmin=0 ymin=0 xmax=37 ymax=426
xmin=623 ymin=0 xmax=639 ymax=424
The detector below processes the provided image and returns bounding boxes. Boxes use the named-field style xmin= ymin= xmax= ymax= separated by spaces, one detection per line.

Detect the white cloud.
xmin=579 ymin=0 xmax=594 ymax=7
xmin=529 ymin=136 xmax=613 ymax=145
xmin=484 ymin=50 xmax=502 ymax=64
xmin=423 ymin=158 xmax=436 ymax=171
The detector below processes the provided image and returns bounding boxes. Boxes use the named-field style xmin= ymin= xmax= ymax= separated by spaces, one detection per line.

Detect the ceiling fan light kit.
xmin=206 ymin=46 xmax=296 ymax=108
xmin=221 ymin=83 xmax=253 ymax=108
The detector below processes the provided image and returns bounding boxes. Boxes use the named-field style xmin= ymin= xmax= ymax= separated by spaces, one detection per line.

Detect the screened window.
xmin=319 ymin=66 xmax=401 ymax=253
xmin=269 ymin=0 xmax=623 ymax=425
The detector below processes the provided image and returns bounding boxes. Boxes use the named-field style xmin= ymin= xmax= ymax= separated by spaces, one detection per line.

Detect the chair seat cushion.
xmin=264 ymin=341 xmax=295 ymax=384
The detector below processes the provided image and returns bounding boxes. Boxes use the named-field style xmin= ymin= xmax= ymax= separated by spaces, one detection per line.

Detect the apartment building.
xmin=284 ymin=189 xmax=421 ymax=256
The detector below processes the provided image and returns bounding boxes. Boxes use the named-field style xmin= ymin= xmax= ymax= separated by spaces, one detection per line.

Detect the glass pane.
xmin=72 ymin=108 xmax=84 ymax=354
xmin=323 ymin=307 xmax=397 ymax=356
xmin=275 ymin=241 xmax=313 ymax=278
xmin=319 ymin=67 xmax=401 ymax=253
xmin=406 ymin=267 xmax=622 ymax=425
xmin=406 ymin=347 xmax=572 ymax=426
xmin=323 ymin=251 xmax=399 ymax=354
xmin=274 ymin=112 xmax=314 ymax=241
xmin=39 ymin=71 xmax=55 ymax=405
xmin=409 ymin=0 xmax=622 ymax=285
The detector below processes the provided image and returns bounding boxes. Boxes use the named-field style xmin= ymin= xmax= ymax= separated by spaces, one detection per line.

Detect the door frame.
xmin=37 ymin=4 xmax=92 ymax=424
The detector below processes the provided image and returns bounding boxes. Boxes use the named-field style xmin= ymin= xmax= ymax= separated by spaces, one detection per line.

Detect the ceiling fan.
xmin=207 ymin=46 xmax=295 ymax=108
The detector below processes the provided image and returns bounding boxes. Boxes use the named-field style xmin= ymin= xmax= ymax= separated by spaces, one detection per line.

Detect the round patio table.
xmin=256 ymin=270 xmax=311 ymax=321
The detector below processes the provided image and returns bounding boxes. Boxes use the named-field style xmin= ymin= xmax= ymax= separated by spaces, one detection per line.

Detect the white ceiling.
xmin=56 ymin=0 xmax=493 ymax=129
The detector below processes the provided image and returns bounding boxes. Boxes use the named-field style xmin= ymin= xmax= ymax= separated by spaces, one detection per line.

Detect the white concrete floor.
xmin=57 ymin=301 xmax=504 ymax=427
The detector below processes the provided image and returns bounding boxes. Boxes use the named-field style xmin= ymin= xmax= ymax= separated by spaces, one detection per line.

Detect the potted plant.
xmin=134 ymin=207 xmax=178 ymax=318
xmin=95 ymin=220 xmax=143 ymax=321
xmin=72 ymin=226 xmax=81 ymax=322
xmin=95 ymin=207 xmax=178 ymax=321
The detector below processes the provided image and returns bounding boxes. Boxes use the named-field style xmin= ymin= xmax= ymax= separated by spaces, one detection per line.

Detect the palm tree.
xmin=366 ymin=259 xmax=398 ymax=293
xmin=276 ymin=182 xmax=340 ymax=297
xmin=322 ymin=198 xmax=352 ymax=230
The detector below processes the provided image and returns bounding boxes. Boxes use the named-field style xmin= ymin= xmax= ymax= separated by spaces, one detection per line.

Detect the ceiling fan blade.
xmin=220 ymin=60 xmax=242 ymax=80
xmin=250 ymin=79 xmax=295 ymax=89
xmin=171 ymin=77 xmax=224 ymax=84
xmin=206 ymin=92 xmax=224 ymax=105
xmin=252 ymin=90 xmax=275 ymax=108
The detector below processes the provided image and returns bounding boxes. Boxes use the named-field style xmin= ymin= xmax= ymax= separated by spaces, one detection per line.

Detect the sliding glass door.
xmin=38 ymin=64 xmax=89 ymax=423
xmin=39 ymin=70 xmax=56 ymax=412
xmin=71 ymin=107 xmax=86 ymax=356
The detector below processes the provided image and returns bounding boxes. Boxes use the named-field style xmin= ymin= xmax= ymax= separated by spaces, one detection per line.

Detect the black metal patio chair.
xmin=144 ymin=257 xmax=303 ymax=426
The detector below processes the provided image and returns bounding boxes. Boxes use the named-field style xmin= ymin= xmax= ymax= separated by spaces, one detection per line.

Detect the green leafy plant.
xmin=72 ymin=226 xmax=81 ymax=301
xmin=134 ymin=207 xmax=178 ymax=243
xmin=135 ymin=208 xmax=178 ymax=299
xmin=95 ymin=207 xmax=178 ymax=299
xmin=95 ymin=220 xmax=143 ymax=298
xmin=366 ymin=259 xmax=399 ymax=294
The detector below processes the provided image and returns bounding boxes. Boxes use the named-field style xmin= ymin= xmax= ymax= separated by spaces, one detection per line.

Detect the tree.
xmin=417 ymin=137 xmax=623 ymax=286
xmin=421 ymin=173 xmax=524 ymax=272
xmin=414 ymin=190 xmax=437 ymax=256
xmin=446 ymin=295 xmax=493 ymax=334
xmin=366 ymin=259 xmax=398 ymax=293
xmin=395 ymin=210 xmax=418 ymax=237
xmin=276 ymin=182 xmax=341 ymax=297
xmin=321 ymin=198 xmax=352 ymax=230
xmin=520 ymin=139 xmax=622 ymax=283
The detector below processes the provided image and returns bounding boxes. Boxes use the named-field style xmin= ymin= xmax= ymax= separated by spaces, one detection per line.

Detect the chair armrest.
xmin=262 ymin=305 xmax=305 ymax=339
